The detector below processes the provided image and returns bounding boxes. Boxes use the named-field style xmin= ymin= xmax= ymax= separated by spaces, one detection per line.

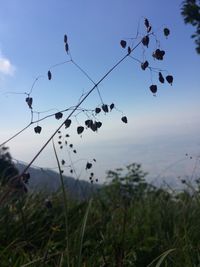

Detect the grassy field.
xmin=0 ymin=163 xmax=200 ymax=267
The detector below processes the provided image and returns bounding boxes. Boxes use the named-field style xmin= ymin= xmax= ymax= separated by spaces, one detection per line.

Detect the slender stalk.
xmin=0 ymin=123 xmax=32 ymax=147
xmin=147 ymin=248 xmax=176 ymax=267
xmin=78 ymin=198 xmax=92 ymax=267
xmin=52 ymin=139 xmax=70 ymax=267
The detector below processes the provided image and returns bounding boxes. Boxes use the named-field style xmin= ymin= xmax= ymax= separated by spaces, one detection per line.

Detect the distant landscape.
xmin=16 ymin=162 xmax=100 ymax=199
xmin=1 ymin=157 xmax=200 ymax=266
xmin=1 ymin=0 xmax=200 ymax=266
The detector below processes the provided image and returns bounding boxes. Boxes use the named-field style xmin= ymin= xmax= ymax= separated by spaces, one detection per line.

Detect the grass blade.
xmin=147 ymin=248 xmax=176 ymax=267
xmin=78 ymin=198 xmax=92 ymax=267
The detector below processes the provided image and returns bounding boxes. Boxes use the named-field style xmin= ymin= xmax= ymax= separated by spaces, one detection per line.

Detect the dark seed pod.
xmin=88 ymin=120 xmax=93 ymax=129
xmin=152 ymin=49 xmax=165 ymax=60
xmin=85 ymin=119 xmax=93 ymax=128
xmin=64 ymin=34 xmax=68 ymax=43
xmin=160 ymin=50 xmax=165 ymax=59
xmin=164 ymin=28 xmax=170 ymax=37
xmin=58 ymin=141 xmax=62 ymax=145
xmin=26 ymin=97 xmax=33 ymax=109
xmin=141 ymin=61 xmax=149 ymax=70
xmin=86 ymin=162 xmax=92 ymax=170
xmin=121 ymin=116 xmax=128 ymax=124
xmin=110 ymin=103 xmax=115 ymax=110
xmin=48 ymin=70 xmax=52 ymax=80
xmin=65 ymin=134 xmax=70 ymax=137
xmin=120 ymin=40 xmax=127 ymax=49
xmin=85 ymin=120 xmax=91 ymax=127
xmin=60 ymin=146 xmax=63 ymax=149
xmin=69 ymin=144 xmax=73 ymax=148
xmin=55 ymin=112 xmax=63 ymax=120
xmin=149 ymin=85 xmax=157 ymax=94
xmin=64 ymin=119 xmax=72 ymax=128
xmin=102 ymin=104 xmax=109 ymax=113
xmin=95 ymin=107 xmax=101 ymax=114
xmin=152 ymin=51 xmax=157 ymax=60
xmin=147 ymin=26 xmax=152 ymax=33
xmin=142 ymin=36 xmax=149 ymax=47
xmin=65 ymin=43 xmax=69 ymax=53
xmin=61 ymin=160 xmax=65 ymax=165
xmin=85 ymin=119 xmax=90 ymax=127
xmin=34 ymin=126 xmax=42 ymax=134
xmin=144 ymin=18 xmax=150 ymax=29
xmin=91 ymin=121 xmax=98 ymax=132
xmin=96 ymin=121 xmax=102 ymax=128
xmin=166 ymin=75 xmax=173 ymax=85
xmin=77 ymin=126 xmax=84 ymax=135
xmin=70 ymin=169 xmax=73 ymax=174
xmin=73 ymin=149 xmax=77 ymax=153
xmin=93 ymin=158 xmax=96 ymax=162
xmin=128 ymin=46 xmax=131 ymax=54
xmin=158 ymin=72 xmax=165 ymax=83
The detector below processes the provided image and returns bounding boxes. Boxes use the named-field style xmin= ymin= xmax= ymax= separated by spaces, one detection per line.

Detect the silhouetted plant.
xmin=0 ymin=18 xmax=173 ymax=189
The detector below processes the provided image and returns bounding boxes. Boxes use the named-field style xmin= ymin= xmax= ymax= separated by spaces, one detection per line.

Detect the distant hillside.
xmin=16 ymin=163 xmax=101 ymax=199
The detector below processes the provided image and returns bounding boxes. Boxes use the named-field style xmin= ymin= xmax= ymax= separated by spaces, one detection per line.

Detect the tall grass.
xmin=52 ymin=139 xmax=70 ymax=267
xmin=1 ymin=167 xmax=200 ymax=266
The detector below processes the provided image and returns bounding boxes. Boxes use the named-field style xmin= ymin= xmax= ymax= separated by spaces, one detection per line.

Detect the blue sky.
xmin=0 ymin=0 xmax=200 ymax=183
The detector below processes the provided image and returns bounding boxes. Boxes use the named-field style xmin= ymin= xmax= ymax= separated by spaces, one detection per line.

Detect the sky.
xmin=0 ymin=0 xmax=200 ymax=185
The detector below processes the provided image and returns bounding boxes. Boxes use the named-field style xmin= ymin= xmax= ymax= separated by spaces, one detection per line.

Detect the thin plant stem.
xmin=78 ymin=198 xmax=92 ymax=267
xmin=52 ymin=139 xmax=70 ymax=267
xmin=72 ymin=60 xmax=104 ymax=104
xmin=0 ymin=123 xmax=32 ymax=147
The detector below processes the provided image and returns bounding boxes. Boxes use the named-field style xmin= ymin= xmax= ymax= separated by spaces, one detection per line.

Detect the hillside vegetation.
xmin=0 ymin=163 xmax=200 ymax=267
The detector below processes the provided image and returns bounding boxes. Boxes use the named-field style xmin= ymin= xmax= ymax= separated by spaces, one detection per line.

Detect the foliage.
xmin=1 ymin=164 xmax=200 ymax=266
xmin=181 ymin=0 xmax=200 ymax=53
xmin=0 ymin=147 xmax=18 ymax=186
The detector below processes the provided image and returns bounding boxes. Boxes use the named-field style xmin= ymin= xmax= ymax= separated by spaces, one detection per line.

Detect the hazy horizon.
xmin=0 ymin=0 xmax=200 ymax=184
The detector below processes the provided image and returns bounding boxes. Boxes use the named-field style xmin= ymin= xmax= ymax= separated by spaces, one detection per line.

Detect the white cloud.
xmin=0 ymin=53 xmax=15 ymax=76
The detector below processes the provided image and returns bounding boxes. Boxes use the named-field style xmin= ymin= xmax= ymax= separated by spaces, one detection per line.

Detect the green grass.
xmin=1 ymin=164 xmax=200 ymax=266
